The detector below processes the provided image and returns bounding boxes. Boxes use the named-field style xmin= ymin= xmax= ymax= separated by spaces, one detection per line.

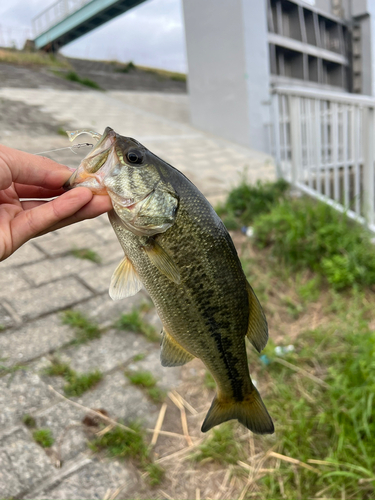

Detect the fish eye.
xmin=126 ymin=150 xmax=143 ymax=165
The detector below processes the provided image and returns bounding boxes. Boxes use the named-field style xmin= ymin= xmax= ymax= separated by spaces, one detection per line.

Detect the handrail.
xmin=272 ymin=85 xmax=375 ymax=107
xmin=32 ymin=0 xmax=92 ymax=37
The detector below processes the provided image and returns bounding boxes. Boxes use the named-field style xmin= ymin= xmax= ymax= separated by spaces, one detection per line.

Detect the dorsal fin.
xmin=245 ymin=282 xmax=268 ymax=352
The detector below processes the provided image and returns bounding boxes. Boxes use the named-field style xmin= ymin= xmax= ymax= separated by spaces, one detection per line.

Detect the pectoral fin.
xmin=109 ymin=257 xmax=143 ymax=300
xmin=143 ymin=240 xmax=181 ymax=284
xmin=246 ymin=282 xmax=268 ymax=352
xmin=160 ymin=328 xmax=195 ymax=367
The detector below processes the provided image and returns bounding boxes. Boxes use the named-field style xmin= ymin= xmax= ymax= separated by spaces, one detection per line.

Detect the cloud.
xmin=0 ymin=0 xmax=187 ymax=72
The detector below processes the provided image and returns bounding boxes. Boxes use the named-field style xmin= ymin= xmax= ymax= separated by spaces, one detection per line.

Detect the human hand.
xmin=0 ymin=144 xmax=112 ymax=261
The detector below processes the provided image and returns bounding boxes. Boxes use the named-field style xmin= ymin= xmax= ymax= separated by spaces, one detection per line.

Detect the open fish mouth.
xmin=63 ymin=127 xmax=118 ymax=194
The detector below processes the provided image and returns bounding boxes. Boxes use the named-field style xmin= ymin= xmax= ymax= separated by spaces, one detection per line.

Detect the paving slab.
xmin=63 ymin=329 xmax=153 ymax=373
xmin=78 ymin=371 xmax=159 ymax=427
xmin=0 ymin=369 xmax=54 ymax=427
xmin=25 ymin=458 xmax=135 ymax=500
xmin=35 ymin=401 xmax=88 ymax=464
xmin=8 ymin=277 xmax=93 ymax=320
xmin=0 ymin=303 xmax=14 ymax=330
xmin=0 ymin=426 xmax=55 ymax=498
xmin=0 ymin=315 xmax=75 ymax=367
xmin=21 ymin=254 xmax=98 ymax=287
xmin=0 ymin=241 xmax=45 ymax=268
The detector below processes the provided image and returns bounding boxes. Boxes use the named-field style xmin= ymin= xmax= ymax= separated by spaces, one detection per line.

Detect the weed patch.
xmin=44 ymin=358 xmax=102 ymax=397
xmin=115 ymin=309 xmax=159 ymax=342
xmin=22 ymin=414 xmax=36 ymax=428
xmin=57 ymin=70 xmax=102 ymax=89
xmin=191 ymin=423 xmax=245 ymax=465
xmin=33 ymin=428 xmax=54 ymax=448
xmin=89 ymin=421 xmax=165 ymax=486
xmin=62 ymin=310 xmax=101 ymax=344
xmin=70 ymin=248 xmax=101 ymax=263
xmin=133 ymin=353 xmax=146 ymax=362
xmin=126 ymin=370 xmax=165 ymax=403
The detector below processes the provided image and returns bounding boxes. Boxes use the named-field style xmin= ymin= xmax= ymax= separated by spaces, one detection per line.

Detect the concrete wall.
xmin=182 ymin=0 xmax=270 ymax=152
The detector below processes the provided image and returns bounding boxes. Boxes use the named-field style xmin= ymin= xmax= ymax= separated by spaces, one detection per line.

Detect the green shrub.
xmin=222 ymin=178 xmax=289 ymax=227
xmin=253 ymin=198 xmax=375 ymax=289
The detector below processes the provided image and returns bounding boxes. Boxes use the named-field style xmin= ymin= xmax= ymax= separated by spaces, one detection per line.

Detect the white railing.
xmin=32 ymin=0 xmax=92 ymax=37
xmin=270 ymin=85 xmax=375 ymax=231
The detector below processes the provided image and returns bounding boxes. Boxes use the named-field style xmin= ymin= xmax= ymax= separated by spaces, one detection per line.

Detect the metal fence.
xmin=32 ymin=0 xmax=92 ymax=37
xmin=270 ymin=85 xmax=375 ymax=231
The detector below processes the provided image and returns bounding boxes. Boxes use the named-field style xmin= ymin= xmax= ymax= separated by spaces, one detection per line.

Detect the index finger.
xmin=0 ymin=144 xmax=73 ymax=191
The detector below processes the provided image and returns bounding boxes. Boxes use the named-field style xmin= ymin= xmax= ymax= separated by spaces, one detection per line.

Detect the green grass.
xmin=133 ymin=353 xmax=146 ymax=362
xmin=44 ymin=358 xmax=102 ymax=397
xmin=70 ymin=248 xmax=101 ymax=263
xmin=249 ymin=289 xmax=375 ymax=499
xmin=191 ymin=423 xmax=245 ymax=465
xmin=144 ymin=462 xmax=165 ymax=485
xmin=115 ymin=309 xmax=159 ymax=342
xmin=64 ymin=370 xmax=103 ymax=397
xmin=0 ymin=48 xmax=71 ymax=68
xmin=89 ymin=421 xmax=165 ymax=486
xmin=126 ymin=370 xmax=165 ymax=403
xmin=22 ymin=414 xmax=36 ymax=428
xmin=0 ymin=324 xmax=5 ymax=332
xmin=62 ymin=310 xmax=101 ymax=344
xmin=216 ymin=178 xmax=289 ymax=228
xmin=204 ymin=371 xmax=216 ymax=390
xmin=62 ymin=70 xmax=102 ymax=89
xmin=33 ymin=429 xmax=54 ymax=448
xmin=253 ymin=197 xmax=375 ymax=290
xmin=0 ymin=363 xmax=27 ymax=376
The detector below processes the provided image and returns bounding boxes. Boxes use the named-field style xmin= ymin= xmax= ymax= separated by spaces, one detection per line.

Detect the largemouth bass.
xmin=64 ymin=127 xmax=274 ymax=434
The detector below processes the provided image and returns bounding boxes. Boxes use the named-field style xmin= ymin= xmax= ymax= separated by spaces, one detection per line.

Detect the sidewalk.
xmin=0 ymin=89 xmax=275 ymax=499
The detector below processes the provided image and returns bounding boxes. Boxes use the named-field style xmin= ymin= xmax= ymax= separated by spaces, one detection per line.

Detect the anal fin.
xmin=246 ymin=281 xmax=268 ymax=353
xmin=160 ymin=328 xmax=195 ymax=367
xmin=143 ymin=239 xmax=181 ymax=284
xmin=109 ymin=256 xmax=143 ymax=300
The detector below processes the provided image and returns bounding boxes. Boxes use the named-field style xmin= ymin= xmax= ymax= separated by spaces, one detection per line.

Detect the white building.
xmin=182 ymin=0 xmax=375 ymax=152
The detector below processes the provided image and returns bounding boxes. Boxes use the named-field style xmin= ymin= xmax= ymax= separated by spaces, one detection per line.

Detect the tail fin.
xmin=201 ymin=387 xmax=274 ymax=434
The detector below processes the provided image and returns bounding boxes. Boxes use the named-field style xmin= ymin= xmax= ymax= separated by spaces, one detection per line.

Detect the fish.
xmin=64 ymin=127 xmax=274 ymax=434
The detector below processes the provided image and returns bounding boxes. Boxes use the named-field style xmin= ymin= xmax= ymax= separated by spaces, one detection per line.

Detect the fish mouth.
xmin=63 ymin=127 xmax=117 ymax=193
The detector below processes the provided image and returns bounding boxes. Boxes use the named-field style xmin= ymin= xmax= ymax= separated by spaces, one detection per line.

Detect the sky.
xmin=0 ymin=0 xmax=187 ymax=72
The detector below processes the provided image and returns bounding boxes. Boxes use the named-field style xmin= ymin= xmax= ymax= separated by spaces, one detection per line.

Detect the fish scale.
xmin=64 ymin=126 xmax=274 ymax=434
